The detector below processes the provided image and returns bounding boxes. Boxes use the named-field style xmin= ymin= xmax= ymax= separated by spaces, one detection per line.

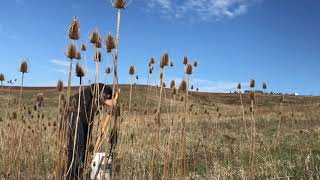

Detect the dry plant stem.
xmin=67 ymin=59 xmax=73 ymax=104
xmin=129 ymin=75 xmax=133 ymax=112
xmin=239 ymin=90 xmax=249 ymax=139
xmin=65 ymin=82 xmax=82 ymax=176
xmin=17 ymin=73 xmax=24 ymax=116
xmin=113 ymin=9 xmax=122 ymax=96
xmin=249 ymin=92 xmax=256 ymax=179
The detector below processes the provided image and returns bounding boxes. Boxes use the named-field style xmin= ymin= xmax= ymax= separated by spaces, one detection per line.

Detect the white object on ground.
xmin=90 ymin=152 xmax=110 ymax=180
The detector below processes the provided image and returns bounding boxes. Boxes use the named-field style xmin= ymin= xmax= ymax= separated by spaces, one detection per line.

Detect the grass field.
xmin=1 ymin=85 xmax=320 ymax=179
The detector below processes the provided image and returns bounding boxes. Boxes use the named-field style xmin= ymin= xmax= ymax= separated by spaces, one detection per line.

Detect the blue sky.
xmin=0 ymin=0 xmax=319 ymax=95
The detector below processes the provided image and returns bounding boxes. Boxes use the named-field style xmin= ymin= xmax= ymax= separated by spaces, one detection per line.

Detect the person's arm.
xmin=103 ymin=89 xmax=120 ymax=107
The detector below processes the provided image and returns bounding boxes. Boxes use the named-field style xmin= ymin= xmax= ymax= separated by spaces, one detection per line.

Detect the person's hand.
xmin=104 ymin=89 xmax=120 ymax=107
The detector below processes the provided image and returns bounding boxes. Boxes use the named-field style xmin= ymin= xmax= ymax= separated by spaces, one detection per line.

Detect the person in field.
xmin=66 ymin=83 xmax=115 ymax=179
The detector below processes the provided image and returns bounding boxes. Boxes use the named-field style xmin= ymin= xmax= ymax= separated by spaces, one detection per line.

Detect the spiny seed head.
xmin=191 ymin=85 xmax=194 ymax=90
xmin=105 ymin=66 xmax=111 ymax=74
xmin=161 ymin=52 xmax=169 ymax=67
xmin=20 ymin=60 xmax=29 ymax=73
xmin=170 ymin=80 xmax=175 ymax=89
xmin=95 ymin=38 xmax=102 ymax=48
xmin=250 ymin=79 xmax=255 ymax=88
xmin=81 ymin=44 xmax=87 ymax=51
xmin=129 ymin=64 xmax=135 ymax=75
xmin=68 ymin=17 xmax=80 ymax=40
xmin=75 ymin=63 xmax=86 ymax=78
xmin=0 ymin=73 xmax=5 ymax=81
xmin=179 ymin=80 xmax=187 ymax=93
xmin=90 ymin=30 xmax=100 ymax=44
xmin=76 ymin=51 xmax=81 ymax=60
xmin=237 ymin=83 xmax=241 ymax=90
xmin=106 ymin=33 xmax=115 ymax=53
xmin=170 ymin=61 xmax=174 ymax=67
xmin=183 ymin=56 xmax=188 ymax=65
xmin=185 ymin=64 xmax=193 ymax=75
xmin=67 ymin=43 xmax=77 ymax=59
xmin=136 ymin=75 xmax=139 ymax=80
xmin=150 ymin=57 xmax=155 ymax=65
xmin=262 ymin=83 xmax=267 ymax=90
xmin=193 ymin=61 xmax=198 ymax=67
xmin=114 ymin=0 xmax=126 ymax=9
xmin=57 ymin=80 xmax=64 ymax=92
xmin=94 ymin=49 xmax=101 ymax=62
xmin=149 ymin=68 xmax=153 ymax=74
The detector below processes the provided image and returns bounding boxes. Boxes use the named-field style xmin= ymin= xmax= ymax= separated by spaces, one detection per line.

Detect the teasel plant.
xmin=178 ymin=79 xmax=187 ymax=178
xmin=237 ymin=83 xmax=249 ymax=139
xmin=145 ymin=57 xmax=155 ymax=105
xmin=56 ymin=80 xmax=65 ymax=177
xmin=128 ymin=64 xmax=135 ymax=112
xmin=66 ymin=63 xmax=86 ymax=176
xmin=81 ymin=43 xmax=87 ymax=73
xmin=249 ymin=79 xmax=256 ymax=179
xmin=157 ymin=53 xmax=169 ymax=118
xmin=0 ymin=73 xmax=5 ymax=88
xmin=18 ymin=60 xmax=29 ymax=114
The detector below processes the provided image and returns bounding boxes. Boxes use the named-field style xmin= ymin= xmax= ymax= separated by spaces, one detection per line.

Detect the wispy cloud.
xmin=143 ymin=0 xmax=260 ymax=21
xmin=51 ymin=59 xmax=69 ymax=67
xmin=15 ymin=0 xmax=25 ymax=6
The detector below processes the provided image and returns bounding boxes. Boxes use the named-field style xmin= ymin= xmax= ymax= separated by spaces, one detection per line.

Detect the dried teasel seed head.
xmin=170 ymin=61 xmax=174 ymax=67
xmin=81 ymin=44 xmax=87 ymax=51
xmin=179 ymin=80 xmax=187 ymax=93
xmin=185 ymin=64 xmax=193 ymax=75
xmin=237 ymin=83 xmax=241 ymax=90
xmin=191 ymin=85 xmax=194 ymax=90
xmin=75 ymin=63 xmax=86 ymax=78
xmin=183 ymin=56 xmax=188 ymax=65
xmin=136 ymin=75 xmax=139 ymax=80
xmin=114 ymin=0 xmax=126 ymax=9
xmin=150 ymin=57 xmax=155 ymax=65
xmin=129 ymin=64 xmax=135 ymax=75
xmin=162 ymin=82 xmax=166 ymax=88
xmin=57 ymin=80 xmax=64 ymax=92
xmin=262 ymin=83 xmax=267 ymax=90
xmin=149 ymin=68 xmax=153 ymax=74
xmin=160 ymin=53 xmax=169 ymax=69
xmin=0 ymin=73 xmax=5 ymax=82
xmin=105 ymin=66 xmax=111 ymax=74
xmin=90 ymin=30 xmax=100 ymax=44
xmin=20 ymin=60 xmax=29 ymax=73
xmin=250 ymin=79 xmax=255 ymax=88
xmin=76 ymin=51 xmax=81 ymax=60
xmin=106 ymin=33 xmax=115 ymax=53
xmin=67 ymin=43 xmax=77 ymax=59
xmin=170 ymin=80 xmax=175 ymax=89
xmin=193 ymin=61 xmax=198 ymax=67
xmin=68 ymin=17 xmax=80 ymax=40
xmin=36 ymin=93 xmax=44 ymax=103
xmin=94 ymin=49 xmax=102 ymax=62
xmin=95 ymin=39 xmax=102 ymax=48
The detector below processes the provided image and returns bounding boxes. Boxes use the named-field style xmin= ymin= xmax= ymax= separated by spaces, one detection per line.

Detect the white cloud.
xmin=184 ymin=78 xmax=249 ymax=92
xmin=144 ymin=0 xmax=260 ymax=21
xmin=51 ymin=59 xmax=69 ymax=67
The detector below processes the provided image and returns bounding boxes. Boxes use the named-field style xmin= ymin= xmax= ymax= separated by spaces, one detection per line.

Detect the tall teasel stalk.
xmin=170 ymin=80 xmax=176 ymax=123
xmin=56 ymin=80 xmax=64 ymax=177
xmin=112 ymin=0 xmax=126 ymax=96
xmin=146 ymin=57 xmax=155 ymax=105
xmin=238 ymin=83 xmax=249 ymax=139
xmin=18 ymin=60 xmax=28 ymax=113
xmin=66 ymin=63 xmax=86 ymax=175
xmin=178 ymin=80 xmax=187 ymax=178
xmin=129 ymin=64 xmax=135 ymax=112
xmin=81 ymin=43 xmax=87 ymax=74
xmin=67 ymin=17 xmax=80 ymax=104
xmin=249 ymin=79 xmax=256 ymax=179
xmin=157 ymin=53 xmax=169 ymax=116
xmin=0 ymin=73 xmax=5 ymax=88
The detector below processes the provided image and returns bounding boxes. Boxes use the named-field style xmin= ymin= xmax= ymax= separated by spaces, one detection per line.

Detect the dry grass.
xmin=1 ymin=86 xmax=320 ymax=179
